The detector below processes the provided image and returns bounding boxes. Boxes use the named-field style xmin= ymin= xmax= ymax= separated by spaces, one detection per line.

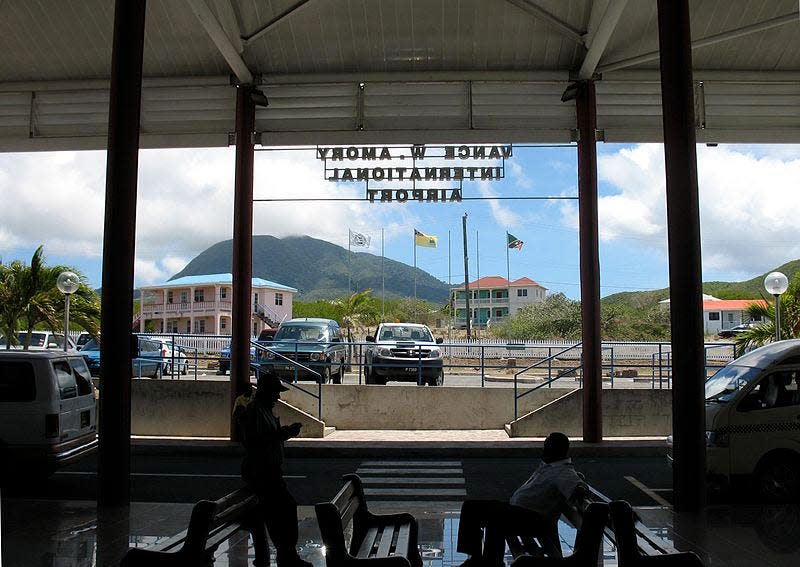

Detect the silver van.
xmin=692 ymin=340 xmax=800 ymax=501
xmin=0 ymin=350 xmax=98 ymax=474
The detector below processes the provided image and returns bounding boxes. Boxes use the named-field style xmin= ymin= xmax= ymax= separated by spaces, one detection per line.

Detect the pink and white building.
xmin=138 ymin=273 xmax=297 ymax=336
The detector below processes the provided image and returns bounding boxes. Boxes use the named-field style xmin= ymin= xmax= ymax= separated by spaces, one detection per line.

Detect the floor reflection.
xmin=3 ymin=499 xmax=799 ymax=566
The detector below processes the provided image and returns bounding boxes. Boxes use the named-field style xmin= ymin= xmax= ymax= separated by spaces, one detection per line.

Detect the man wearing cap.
xmin=242 ymin=375 xmax=310 ymax=567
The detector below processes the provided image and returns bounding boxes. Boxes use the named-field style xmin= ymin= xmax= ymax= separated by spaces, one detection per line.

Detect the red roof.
xmin=452 ymin=275 xmax=545 ymax=289
xmin=702 ymin=299 xmax=767 ymax=311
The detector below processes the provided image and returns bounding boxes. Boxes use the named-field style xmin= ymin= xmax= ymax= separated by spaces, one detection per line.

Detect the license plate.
xmin=280 ymin=365 xmax=294 ymax=372
xmin=404 ymin=368 xmax=417 ymax=373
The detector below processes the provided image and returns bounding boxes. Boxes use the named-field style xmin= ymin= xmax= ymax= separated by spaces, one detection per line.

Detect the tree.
xmin=329 ymin=289 xmax=380 ymax=343
xmin=737 ymin=273 xmax=800 ymax=351
xmin=0 ymin=246 xmax=100 ymax=349
xmin=494 ymin=293 xmax=582 ymax=340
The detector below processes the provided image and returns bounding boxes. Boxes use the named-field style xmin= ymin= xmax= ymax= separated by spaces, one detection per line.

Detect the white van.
xmin=699 ymin=340 xmax=800 ymax=501
xmin=0 ymin=350 xmax=98 ymax=474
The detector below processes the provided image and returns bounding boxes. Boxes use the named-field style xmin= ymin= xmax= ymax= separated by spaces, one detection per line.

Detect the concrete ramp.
xmin=506 ymin=389 xmax=673 ymax=437
xmin=274 ymin=399 xmax=332 ymax=438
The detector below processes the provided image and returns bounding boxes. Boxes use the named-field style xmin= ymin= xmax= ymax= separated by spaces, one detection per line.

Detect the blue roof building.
xmin=138 ymin=273 xmax=296 ymax=336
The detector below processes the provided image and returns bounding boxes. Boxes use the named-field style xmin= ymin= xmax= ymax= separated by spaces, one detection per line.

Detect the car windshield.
xmin=380 ymin=326 xmax=433 ymax=342
xmin=81 ymin=339 xmax=100 ymax=351
xmin=704 ymin=364 xmax=762 ymax=402
xmin=275 ymin=324 xmax=328 ymax=341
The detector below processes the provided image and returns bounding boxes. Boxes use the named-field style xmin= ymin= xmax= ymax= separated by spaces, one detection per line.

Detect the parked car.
xmin=149 ymin=337 xmax=188 ymax=375
xmin=718 ymin=323 xmax=758 ymax=339
xmin=259 ymin=318 xmax=348 ymax=384
xmin=363 ymin=323 xmax=444 ymax=386
xmin=218 ymin=343 xmax=257 ymax=375
xmin=669 ymin=339 xmax=800 ymax=502
xmin=0 ymin=331 xmax=76 ymax=351
xmin=79 ymin=337 xmax=164 ymax=378
xmin=75 ymin=332 xmax=93 ymax=350
xmin=0 ymin=350 xmax=97 ymax=475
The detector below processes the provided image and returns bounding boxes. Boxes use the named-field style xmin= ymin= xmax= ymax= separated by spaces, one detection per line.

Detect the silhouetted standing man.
xmin=242 ymin=375 xmax=311 ymax=567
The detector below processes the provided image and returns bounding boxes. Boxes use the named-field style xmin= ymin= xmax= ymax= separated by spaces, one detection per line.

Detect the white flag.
xmin=349 ymin=230 xmax=370 ymax=248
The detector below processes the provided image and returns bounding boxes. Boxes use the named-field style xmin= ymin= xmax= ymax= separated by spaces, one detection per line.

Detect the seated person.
xmin=456 ymin=432 xmax=587 ymax=566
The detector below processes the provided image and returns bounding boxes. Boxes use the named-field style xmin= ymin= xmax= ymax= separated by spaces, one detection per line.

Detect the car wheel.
xmin=426 ymin=370 xmax=444 ymax=386
xmin=757 ymin=454 xmax=800 ymax=503
xmin=319 ymin=364 xmax=331 ymax=384
xmin=153 ymin=364 xmax=162 ymax=379
xmin=332 ymin=360 xmax=343 ymax=384
xmin=364 ymin=360 xmax=373 ymax=384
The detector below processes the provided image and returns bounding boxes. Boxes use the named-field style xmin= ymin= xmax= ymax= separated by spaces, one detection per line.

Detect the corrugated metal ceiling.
xmin=0 ymin=0 xmax=797 ymax=150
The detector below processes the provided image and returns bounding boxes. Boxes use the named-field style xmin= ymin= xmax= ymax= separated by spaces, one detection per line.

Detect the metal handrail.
xmin=251 ymin=340 xmax=323 ymax=419
xmin=513 ymin=342 xmax=583 ymax=420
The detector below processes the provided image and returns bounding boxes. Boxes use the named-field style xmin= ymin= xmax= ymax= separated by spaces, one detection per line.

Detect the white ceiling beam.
xmin=211 ymin=0 xmax=245 ymax=54
xmin=185 ymin=0 xmax=253 ymax=84
xmin=505 ymin=0 xmax=585 ymax=45
xmin=578 ymin=0 xmax=628 ymax=79
xmin=241 ymin=0 xmax=314 ymax=45
xmin=597 ymin=11 xmax=799 ymax=75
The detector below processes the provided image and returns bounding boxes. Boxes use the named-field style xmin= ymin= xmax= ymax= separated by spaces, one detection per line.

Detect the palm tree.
xmin=736 ymin=273 xmax=800 ymax=352
xmin=330 ymin=289 xmax=380 ymax=366
xmin=0 ymin=246 xmax=100 ymax=349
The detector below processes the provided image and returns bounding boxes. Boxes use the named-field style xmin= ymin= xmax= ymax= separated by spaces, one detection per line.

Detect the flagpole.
xmin=413 ymin=229 xmax=417 ymax=320
xmin=506 ymin=231 xmax=511 ymax=317
xmin=448 ymin=229 xmax=452 ymax=344
xmin=348 ymin=229 xmax=352 ymax=294
xmin=381 ymin=228 xmax=385 ymax=321
xmin=476 ymin=229 xmax=480 ymax=339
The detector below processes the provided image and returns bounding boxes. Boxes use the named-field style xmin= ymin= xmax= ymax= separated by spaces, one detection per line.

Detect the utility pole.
xmin=462 ymin=213 xmax=471 ymax=339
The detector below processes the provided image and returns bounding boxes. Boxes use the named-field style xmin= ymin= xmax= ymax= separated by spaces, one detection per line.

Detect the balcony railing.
xmin=141 ymin=300 xmax=233 ymax=316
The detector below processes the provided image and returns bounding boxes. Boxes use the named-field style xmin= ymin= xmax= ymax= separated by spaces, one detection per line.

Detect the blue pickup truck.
xmin=218 ymin=328 xmax=276 ymax=374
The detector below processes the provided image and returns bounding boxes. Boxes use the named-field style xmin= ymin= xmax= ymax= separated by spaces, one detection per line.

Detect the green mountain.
xmin=601 ymin=259 xmax=800 ymax=310
xmin=170 ymin=235 xmax=450 ymax=303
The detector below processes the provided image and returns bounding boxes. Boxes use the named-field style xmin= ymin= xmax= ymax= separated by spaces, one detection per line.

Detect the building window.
xmin=728 ymin=313 xmax=735 ymax=322
xmin=180 ymin=291 xmax=188 ymax=303
xmin=167 ymin=290 xmax=173 ymax=304
xmin=495 ymin=308 xmax=504 ymax=317
xmin=708 ymin=312 xmax=720 ymax=321
xmin=220 ymin=288 xmax=227 ymax=299
xmin=275 ymin=293 xmax=283 ymax=306
xmin=194 ymin=289 xmax=204 ymax=302
xmin=194 ymin=320 xmax=205 ymax=334
xmin=186 ymin=321 xmax=191 ymax=333
xmin=517 ymin=289 xmax=528 ymax=297
xmin=221 ymin=319 xmax=226 ymax=330
xmin=254 ymin=293 xmax=259 ymax=306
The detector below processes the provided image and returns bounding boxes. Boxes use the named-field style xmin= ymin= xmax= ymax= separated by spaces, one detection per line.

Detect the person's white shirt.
xmin=509 ymin=458 xmax=585 ymax=521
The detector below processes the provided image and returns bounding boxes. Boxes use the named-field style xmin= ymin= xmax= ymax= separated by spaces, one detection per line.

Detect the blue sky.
xmin=1 ymin=143 xmax=798 ymax=300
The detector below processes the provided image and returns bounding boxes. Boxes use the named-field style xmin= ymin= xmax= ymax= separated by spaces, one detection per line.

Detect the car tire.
xmin=181 ymin=363 xmax=188 ymax=375
xmin=426 ymin=370 xmax=444 ymax=386
xmin=152 ymin=364 xmax=162 ymax=379
xmin=319 ymin=364 xmax=331 ymax=384
xmin=756 ymin=453 xmax=800 ymax=503
xmin=332 ymin=360 xmax=343 ymax=384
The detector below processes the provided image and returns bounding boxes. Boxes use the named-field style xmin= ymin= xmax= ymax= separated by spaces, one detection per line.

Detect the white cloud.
xmin=559 ymin=144 xmax=800 ymax=278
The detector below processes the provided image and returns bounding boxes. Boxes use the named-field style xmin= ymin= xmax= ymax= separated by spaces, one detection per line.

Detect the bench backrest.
xmin=315 ymin=474 xmax=367 ymax=559
xmin=183 ymin=486 xmax=258 ymax=556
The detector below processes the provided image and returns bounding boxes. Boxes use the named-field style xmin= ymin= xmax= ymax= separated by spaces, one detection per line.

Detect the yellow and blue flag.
xmin=414 ymin=229 xmax=438 ymax=248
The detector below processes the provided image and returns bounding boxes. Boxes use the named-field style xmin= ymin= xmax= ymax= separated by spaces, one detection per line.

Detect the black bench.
xmin=120 ymin=486 xmax=267 ymax=567
xmin=609 ymin=500 xmax=705 ymax=566
xmin=508 ymin=486 xmax=706 ymax=566
xmin=315 ymin=473 xmax=423 ymax=567
xmin=509 ymin=502 xmax=610 ymax=566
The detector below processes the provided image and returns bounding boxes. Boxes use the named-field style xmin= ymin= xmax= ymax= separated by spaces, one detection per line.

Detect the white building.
xmin=138 ymin=273 xmax=297 ymax=336
xmin=659 ymin=295 xmax=767 ymax=334
xmin=451 ymin=276 xmax=547 ymax=328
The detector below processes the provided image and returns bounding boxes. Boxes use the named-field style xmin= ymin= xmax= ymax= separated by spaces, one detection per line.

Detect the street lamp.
xmin=56 ymin=271 xmax=80 ymax=351
xmin=764 ymin=271 xmax=789 ymax=342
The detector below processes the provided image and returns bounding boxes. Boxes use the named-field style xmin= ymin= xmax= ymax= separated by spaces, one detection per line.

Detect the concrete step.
xmin=359 ymin=477 xmax=465 ymax=486
xmin=356 ymin=467 xmax=463 ymax=475
xmin=363 ymin=487 xmax=467 ymax=499
xmin=359 ymin=460 xmax=462 ymax=467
